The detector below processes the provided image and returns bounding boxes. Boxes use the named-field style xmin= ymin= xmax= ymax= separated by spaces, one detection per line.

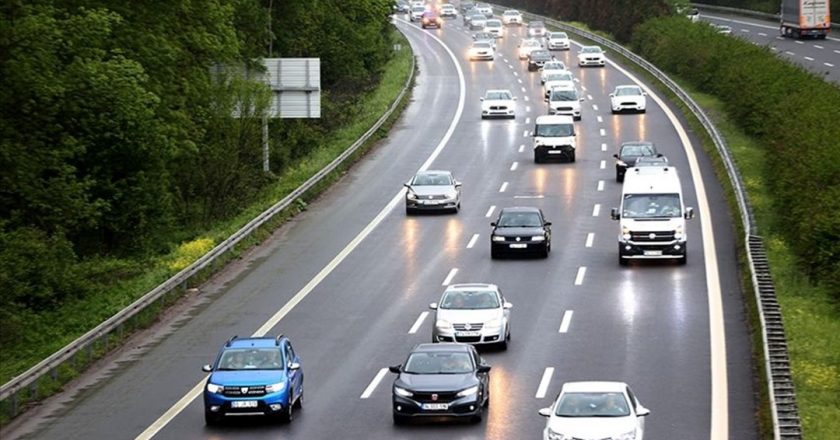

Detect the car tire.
xmin=406 ymin=206 xmax=414 ymax=215
xmin=279 ymin=398 xmax=294 ymax=423
xmin=534 ymin=153 xmax=542 ymax=164
xmin=619 ymin=254 xmax=628 ymax=266
xmin=678 ymin=251 xmax=687 ymax=265
xmin=611 ymin=109 xmax=618 ymax=114
xmin=640 ymin=108 xmax=646 ymax=114
xmin=569 ymin=151 xmax=576 ymax=163
xmin=293 ymin=389 xmax=303 ymax=409
xmin=616 ymin=170 xmax=624 ymax=183
xmin=471 ymin=409 xmax=483 ymax=424
xmin=204 ymin=411 xmax=222 ymax=426
xmin=491 ymin=248 xmax=501 ymax=259
xmin=393 ymin=413 xmax=409 ymax=425
xmin=540 ymin=247 xmax=549 ymax=259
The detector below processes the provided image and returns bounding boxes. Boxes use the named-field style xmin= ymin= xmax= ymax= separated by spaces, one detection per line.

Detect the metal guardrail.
xmin=692 ymin=2 xmax=840 ymax=30
xmin=490 ymin=3 xmax=802 ymax=439
xmin=0 ymin=33 xmax=416 ymax=418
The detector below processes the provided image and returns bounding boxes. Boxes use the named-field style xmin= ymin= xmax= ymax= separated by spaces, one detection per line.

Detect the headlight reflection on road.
xmin=444 ymin=218 xmax=462 ymax=254
xmin=617 ymin=274 xmax=638 ymax=328
xmin=533 ymin=166 xmax=548 ymax=195
xmin=599 ymin=66 xmax=607 ymax=92
xmin=401 ymin=217 xmax=419 ymax=273
xmin=637 ymin=112 xmax=647 ymax=141
xmin=611 ymin=109 xmax=623 ymax=143
xmin=486 ymin=363 xmax=517 ymax=439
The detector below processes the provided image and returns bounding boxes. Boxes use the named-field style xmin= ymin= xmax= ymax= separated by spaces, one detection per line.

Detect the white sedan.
xmin=540 ymin=60 xmax=567 ymax=84
xmin=481 ymin=89 xmax=516 ymax=119
xmin=502 ymin=9 xmax=523 ymax=25
xmin=546 ymin=31 xmax=570 ymax=50
xmin=484 ymin=19 xmax=504 ymax=37
xmin=469 ymin=41 xmax=495 ymax=60
xmin=539 ymin=381 xmax=650 ymax=440
xmin=577 ymin=45 xmax=606 ymax=67
xmin=518 ymin=38 xmax=542 ymax=60
xmin=610 ymin=85 xmax=647 ymax=113
xmin=543 ymin=71 xmax=575 ymax=99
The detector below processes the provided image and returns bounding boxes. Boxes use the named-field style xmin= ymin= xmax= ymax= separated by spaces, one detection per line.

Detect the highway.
xmin=3 ymin=10 xmax=759 ymax=440
xmin=701 ymin=13 xmax=840 ymax=83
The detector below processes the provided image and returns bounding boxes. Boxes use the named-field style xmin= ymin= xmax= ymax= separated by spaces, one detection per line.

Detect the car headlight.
xmin=546 ymin=428 xmax=570 ymax=440
xmin=616 ymin=430 xmax=637 ymax=440
xmin=675 ymin=225 xmax=684 ymax=240
xmin=406 ymin=192 xmax=417 ymax=200
xmin=265 ymin=381 xmax=286 ymax=393
xmin=485 ymin=318 xmax=502 ymax=329
xmin=394 ymin=386 xmax=413 ymax=397
xmin=206 ymin=383 xmax=223 ymax=394
xmin=531 ymin=235 xmax=546 ymax=242
xmin=456 ymin=385 xmax=479 ymax=397
xmin=492 ymin=235 xmax=506 ymax=242
xmin=436 ymin=319 xmax=452 ymax=329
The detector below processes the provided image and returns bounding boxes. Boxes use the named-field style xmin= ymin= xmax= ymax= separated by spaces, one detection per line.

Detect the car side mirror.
xmin=656 ymin=153 xmax=663 ymax=157
xmin=685 ymin=207 xmax=695 ymax=219
xmin=544 ymin=221 xmax=552 ymax=226
xmin=580 ymin=97 xmax=585 ymax=101
xmin=403 ymin=182 xmax=411 ymax=189
xmin=504 ymin=302 xmax=513 ymax=309
xmin=611 ymin=208 xmax=620 ymax=220
xmin=202 ymin=364 xmax=213 ymax=373
xmin=480 ymin=97 xmax=485 ymax=101
xmin=642 ymin=92 xmax=647 ymax=96
xmin=429 ymin=302 xmax=438 ymax=309
xmin=609 ymin=93 xmax=615 ymax=97
xmin=477 ymin=365 xmax=491 ymax=373
xmin=389 ymin=365 xmax=402 ymax=374
xmin=538 ymin=407 xmax=552 ymax=417
xmin=513 ymin=97 xmax=518 ymax=101
xmin=613 ymin=154 xmax=619 ymax=159
xmin=454 ymin=181 xmax=462 ymax=187
xmin=637 ymin=406 xmax=651 ymax=416
xmin=490 ymin=222 xmax=497 ymax=227
xmin=289 ymin=362 xmax=301 ymax=371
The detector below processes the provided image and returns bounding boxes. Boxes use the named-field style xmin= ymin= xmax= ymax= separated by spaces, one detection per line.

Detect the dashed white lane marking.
xmin=585 ymin=232 xmax=595 ymax=248
xmin=442 ymin=268 xmax=459 ymax=286
xmin=587 ymin=94 xmax=593 ymax=100
xmin=535 ymin=367 xmax=555 ymax=399
xmin=559 ymin=310 xmax=574 ymax=333
xmin=524 ymin=96 xmax=529 ymax=101
xmin=519 ymin=144 xmax=525 ymax=153
xmin=826 ymin=62 xmax=835 ymax=67
xmin=510 ymin=162 xmax=519 ymax=171
xmin=592 ymin=204 xmax=601 ymax=217
xmin=804 ymin=56 xmax=814 ymax=61
xmin=581 ymin=85 xmax=587 ymax=91
xmin=525 ymin=117 xmax=531 ymax=124
xmin=758 ymin=32 xmax=767 ymax=37
xmin=518 ymin=78 xmax=523 ymax=84
xmin=361 ymin=368 xmax=389 ymax=398
xmin=600 ymin=160 xmax=606 ymax=169
xmin=592 ymin=104 xmax=599 ymax=111
xmin=740 ymin=28 xmax=749 ymax=33
xmin=499 ymin=181 xmax=509 ymax=192
xmin=409 ymin=311 xmax=429 ymax=334
xmin=795 ymin=40 xmax=804 ymax=45
xmin=785 ymin=51 xmax=795 ymax=56
xmin=597 ymin=180 xmax=604 ymax=191
xmin=834 ymin=49 xmax=840 ymax=54
xmin=573 ymin=77 xmax=580 ymax=82
xmin=601 ymin=143 xmax=607 ymax=151
xmin=485 ymin=205 xmax=496 ymax=218
xmin=574 ymin=267 xmax=587 ymax=285
xmin=814 ymin=44 xmax=823 ymax=49
xmin=597 ymin=115 xmax=603 ymax=123
xmin=521 ymin=86 xmax=526 ymax=92
xmin=523 ymin=130 xmax=529 ymax=137
xmin=526 ymin=105 xmax=531 ymax=112
xmin=770 ymin=47 xmax=778 ymax=51
xmin=513 ymin=71 xmax=519 ymax=76
xmin=467 ymin=233 xmax=479 ymax=249
xmin=599 ymin=128 xmax=606 ymax=136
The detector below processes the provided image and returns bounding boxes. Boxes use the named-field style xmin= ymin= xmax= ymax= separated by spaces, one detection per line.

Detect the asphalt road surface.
xmin=3 ymin=11 xmax=760 ymax=440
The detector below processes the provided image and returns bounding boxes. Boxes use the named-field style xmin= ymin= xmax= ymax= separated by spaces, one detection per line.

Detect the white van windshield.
xmin=622 ymin=193 xmax=682 ymax=218
xmin=535 ymin=123 xmax=574 ymax=137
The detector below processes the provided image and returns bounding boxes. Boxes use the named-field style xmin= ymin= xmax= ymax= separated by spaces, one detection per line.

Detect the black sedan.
xmin=390 ymin=343 xmax=490 ymax=424
xmin=613 ymin=141 xmax=660 ymax=182
xmin=490 ymin=207 xmax=551 ymax=258
xmin=527 ymin=50 xmax=552 ymax=71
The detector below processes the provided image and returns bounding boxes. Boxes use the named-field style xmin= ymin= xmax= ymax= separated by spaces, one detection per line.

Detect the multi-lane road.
xmin=701 ymin=12 xmax=840 ymax=83
xmin=3 ymin=10 xmax=760 ymax=440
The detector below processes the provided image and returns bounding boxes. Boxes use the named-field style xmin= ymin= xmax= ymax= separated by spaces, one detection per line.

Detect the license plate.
xmin=548 ymin=150 xmax=564 ymax=154
xmin=509 ymin=243 xmax=527 ymax=249
xmin=231 ymin=400 xmax=258 ymax=408
xmin=644 ymin=250 xmax=663 ymax=256
xmin=456 ymin=331 xmax=480 ymax=337
xmin=422 ymin=403 xmax=449 ymax=411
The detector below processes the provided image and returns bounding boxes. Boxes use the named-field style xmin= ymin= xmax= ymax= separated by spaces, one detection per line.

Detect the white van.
xmin=610 ymin=165 xmax=694 ymax=265
xmin=533 ymin=115 xmax=576 ymax=163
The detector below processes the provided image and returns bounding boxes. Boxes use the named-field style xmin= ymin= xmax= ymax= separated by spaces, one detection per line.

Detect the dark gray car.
xmin=613 ymin=141 xmax=660 ymax=182
xmin=490 ymin=207 xmax=551 ymax=258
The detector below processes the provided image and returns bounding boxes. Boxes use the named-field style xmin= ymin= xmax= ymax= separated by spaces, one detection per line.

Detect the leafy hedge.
xmin=632 ymin=17 xmax=840 ymax=295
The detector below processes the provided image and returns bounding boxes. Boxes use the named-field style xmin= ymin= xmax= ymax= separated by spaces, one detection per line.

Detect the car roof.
xmin=447 ymin=283 xmax=499 ymax=291
xmin=226 ymin=336 xmax=286 ymax=349
xmin=562 ymin=381 xmax=628 ymax=393
xmin=416 ymin=170 xmax=452 ymax=176
xmin=616 ymin=85 xmax=641 ymax=90
xmin=620 ymin=140 xmax=655 ymax=149
xmin=486 ymin=89 xmax=512 ymax=94
xmin=535 ymin=114 xmax=574 ymax=124
xmin=499 ymin=206 xmax=541 ymax=214
xmin=412 ymin=342 xmax=472 ymax=353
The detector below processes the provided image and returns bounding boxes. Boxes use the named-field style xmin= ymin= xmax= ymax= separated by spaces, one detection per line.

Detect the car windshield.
xmin=471 ymin=14 xmax=484 ymax=20
xmin=551 ymin=32 xmax=568 ymax=39
xmin=523 ymin=40 xmax=540 ymax=47
xmin=554 ymin=392 xmax=631 ymax=417
xmin=486 ymin=20 xmax=501 ymax=27
xmin=543 ymin=62 xmax=565 ymax=71
xmin=550 ymin=89 xmax=578 ymax=101
xmin=546 ymin=72 xmax=572 ymax=81
xmin=413 ymin=173 xmax=452 ymax=186
xmin=529 ymin=21 xmax=545 ymax=28
xmin=497 ymin=211 xmax=543 ymax=227
xmin=504 ymin=11 xmax=518 ymax=16
xmin=616 ymin=87 xmax=641 ymax=96
xmin=582 ymin=46 xmax=602 ymax=54
xmin=473 ymin=41 xmax=492 ymax=49
xmin=441 ymin=290 xmax=500 ymax=310
xmin=620 ymin=144 xmax=656 ymax=158
xmin=412 ymin=6 xmax=425 ymax=13
xmin=217 ymin=348 xmax=284 ymax=371
xmin=485 ymin=91 xmax=511 ymax=100
xmin=404 ymin=352 xmax=474 ymax=374
xmin=535 ymin=123 xmax=574 ymax=137
xmin=531 ymin=51 xmax=550 ymax=59
xmin=622 ymin=193 xmax=682 ymax=218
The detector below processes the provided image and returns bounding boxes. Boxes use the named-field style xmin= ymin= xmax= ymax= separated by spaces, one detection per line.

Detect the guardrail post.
xmin=10 ymin=392 xmax=18 ymax=417
xmin=28 ymin=381 xmax=37 ymax=401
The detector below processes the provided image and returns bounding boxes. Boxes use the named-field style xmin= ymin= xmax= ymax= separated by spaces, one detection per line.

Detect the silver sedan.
xmin=430 ymin=283 xmax=512 ymax=349
xmin=404 ymin=170 xmax=462 ymax=214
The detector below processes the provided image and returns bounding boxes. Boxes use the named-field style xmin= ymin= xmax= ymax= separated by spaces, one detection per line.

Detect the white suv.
xmin=502 ymin=9 xmax=523 ymax=25
xmin=577 ymin=45 xmax=606 ymax=67
xmin=546 ymin=31 xmax=570 ymax=50
xmin=547 ymin=84 xmax=583 ymax=120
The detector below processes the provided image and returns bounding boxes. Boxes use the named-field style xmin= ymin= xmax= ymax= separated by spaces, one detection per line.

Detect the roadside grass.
xmin=0 ymin=28 xmax=414 ymax=421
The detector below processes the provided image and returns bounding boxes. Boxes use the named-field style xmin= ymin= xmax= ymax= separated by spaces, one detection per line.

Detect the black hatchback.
xmin=490 ymin=207 xmax=551 ymax=258
xmin=613 ymin=141 xmax=659 ymax=182
xmin=527 ymin=50 xmax=552 ymax=71
xmin=390 ymin=343 xmax=490 ymax=424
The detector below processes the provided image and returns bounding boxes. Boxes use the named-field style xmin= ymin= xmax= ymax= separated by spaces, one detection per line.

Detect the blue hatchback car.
xmin=202 ymin=335 xmax=303 ymax=425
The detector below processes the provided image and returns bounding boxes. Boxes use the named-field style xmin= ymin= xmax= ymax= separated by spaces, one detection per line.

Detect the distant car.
xmin=687 ymin=8 xmax=700 ymax=22
xmin=472 ymin=31 xmax=497 ymax=49
xmin=394 ymin=1 xmax=409 ymax=13
xmin=546 ymin=31 xmax=571 ymax=50
xmin=481 ymin=89 xmax=516 ymax=119
xmin=715 ymin=24 xmax=732 ymax=34
xmin=202 ymin=335 xmax=304 ymax=425
xmin=440 ymin=4 xmax=457 ymax=18
xmin=490 ymin=207 xmax=552 ymax=258
xmin=527 ymin=49 xmax=552 ymax=71
xmin=421 ymin=11 xmax=442 ymax=28
xmin=543 ymin=71 xmax=574 ymax=99
xmin=527 ymin=20 xmax=547 ymax=37
xmin=468 ymin=13 xmax=487 ymax=30
xmin=476 ymin=3 xmax=493 ymax=18
xmin=540 ymin=60 xmax=568 ymax=84
xmin=460 ymin=1 xmax=476 ymax=13
xmin=404 ymin=170 xmax=461 ymax=214
xmin=578 ymin=45 xmax=606 ymax=67
xmin=502 ymin=9 xmax=523 ymax=25
xmin=547 ymin=84 xmax=583 ymax=120
xmin=430 ymin=283 xmax=512 ymax=348
xmin=409 ymin=5 xmax=425 ymax=21
xmin=469 ymin=40 xmax=495 ymax=60
xmin=390 ymin=343 xmax=490 ymax=424
xmin=518 ymin=38 xmax=542 ymax=60
xmin=463 ymin=7 xmax=477 ymax=24
xmin=613 ymin=141 xmax=659 ymax=182
xmin=610 ymin=85 xmax=647 ymax=114
xmin=484 ymin=19 xmax=503 ymax=37
xmin=538 ymin=381 xmax=650 ymax=440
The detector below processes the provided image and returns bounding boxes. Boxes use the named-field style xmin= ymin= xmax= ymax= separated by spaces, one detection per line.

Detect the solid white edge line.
xmin=135 ymin=18 xmax=467 ymax=440
xmin=442 ymin=268 xmax=459 ymax=286
xmin=592 ymin=204 xmax=601 ymax=217
xmin=597 ymin=42 xmax=729 ymax=440
xmin=585 ymin=232 xmax=595 ymax=248
xmin=485 ymin=205 xmax=496 ymax=218
xmin=558 ymin=310 xmax=574 ymax=333
xmin=408 ymin=311 xmax=430 ymax=334
xmin=535 ymin=367 xmax=555 ymax=399
xmin=360 ymin=368 xmax=389 ymax=399
xmin=467 ymin=233 xmax=479 ymax=249
xmin=574 ymin=267 xmax=587 ymax=285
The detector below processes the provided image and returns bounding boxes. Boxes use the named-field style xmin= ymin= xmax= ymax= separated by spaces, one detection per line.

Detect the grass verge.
xmin=0 ymin=28 xmax=415 ymax=424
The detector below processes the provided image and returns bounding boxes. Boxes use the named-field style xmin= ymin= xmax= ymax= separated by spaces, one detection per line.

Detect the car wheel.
xmin=393 ymin=413 xmax=409 ymax=425
xmin=293 ymin=389 xmax=303 ymax=409
xmin=569 ymin=151 xmax=576 ymax=163
xmin=619 ymin=254 xmax=628 ymax=266
xmin=204 ymin=411 xmax=222 ymax=426
xmin=534 ymin=153 xmax=542 ymax=164
xmin=678 ymin=251 xmax=688 ymax=265
xmin=491 ymin=248 xmax=501 ymax=259
xmin=640 ymin=108 xmax=646 ymax=114
xmin=279 ymin=398 xmax=294 ymax=423
xmin=611 ymin=109 xmax=618 ymax=114
xmin=471 ymin=408 xmax=483 ymax=424
xmin=616 ymin=170 xmax=623 ymax=183
xmin=541 ymin=246 xmax=549 ymax=259
xmin=406 ymin=206 xmax=414 ymax=215
xmin=498 ymin=338 xmax=508 ymax=350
